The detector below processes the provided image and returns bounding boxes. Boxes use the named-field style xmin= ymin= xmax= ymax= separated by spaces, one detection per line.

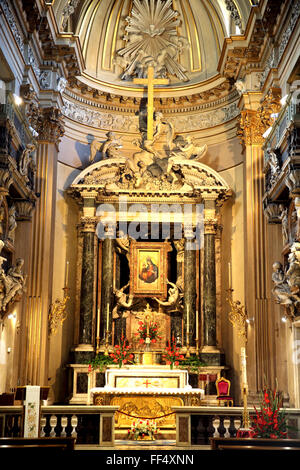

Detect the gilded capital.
xmin=35 ymin=107 xmax=65 ymax=143
xmin=80 ymin=216 xmax=98 ymax=233
xmin=204 ymin=217 xmax=218 ymax=234
xmin=238 ymin=110 xmax=265 ymax=146
xmin=238 ymin=88 xmax=281 ymax=146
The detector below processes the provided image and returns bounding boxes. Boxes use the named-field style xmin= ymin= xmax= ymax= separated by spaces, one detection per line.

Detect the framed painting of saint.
xmin=130 ymin=242 xmax=171 ymax=298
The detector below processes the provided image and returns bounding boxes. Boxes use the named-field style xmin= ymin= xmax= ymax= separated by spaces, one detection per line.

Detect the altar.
xmin=90 ymin=366 xmax=204 ymax=439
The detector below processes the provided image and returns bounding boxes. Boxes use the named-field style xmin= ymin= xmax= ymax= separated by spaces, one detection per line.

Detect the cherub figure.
xmin=112 ymin=282 xmax=134 ymax=319
xmin=154 ymin=279 xmax=183 ymax=311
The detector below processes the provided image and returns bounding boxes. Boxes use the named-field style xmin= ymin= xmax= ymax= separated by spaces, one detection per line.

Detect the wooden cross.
xmin=143 ymin=379 xmax=152 ymax=388
xmin=133 ymin=65 xmax=169 ymax=141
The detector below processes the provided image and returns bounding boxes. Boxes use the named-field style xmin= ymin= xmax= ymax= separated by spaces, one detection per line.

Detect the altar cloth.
xmin=91 ymin=386 xmax=204 ymax=396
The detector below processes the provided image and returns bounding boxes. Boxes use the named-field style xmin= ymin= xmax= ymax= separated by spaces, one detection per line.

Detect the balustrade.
xmin=0 ymin=406 xmax=23 ymax=437
xmin=174 ymin=406 xmax=300 ymax=446
xmin=0 ymin=405 xmax=299 ymax=447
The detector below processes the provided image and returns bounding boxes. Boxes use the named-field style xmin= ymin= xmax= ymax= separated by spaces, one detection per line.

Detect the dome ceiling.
xmin=54 ymin=0 xmax=252 ymax=97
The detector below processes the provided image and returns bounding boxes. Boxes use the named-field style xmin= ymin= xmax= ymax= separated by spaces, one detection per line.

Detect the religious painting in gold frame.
xmin=130 ymin=242 xmax=170 ymax=298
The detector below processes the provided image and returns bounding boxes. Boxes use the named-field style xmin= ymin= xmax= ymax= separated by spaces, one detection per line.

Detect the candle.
xmin=87 ymin=369 xmax=91 ymax=405
xmin=97 ymin=307 xmax=100 ymax=337
xmin=186 ymin=305 xmax=189 ymax=334
xmin=241 ymin=346 xmax=247 ymax=385
xmin=106 ymin=303 xmax=109 ymax=331
xmin=228 ymin=262 xmax=232 ymax=289
xmin=65 ymin=261 xmax=69 ymax=288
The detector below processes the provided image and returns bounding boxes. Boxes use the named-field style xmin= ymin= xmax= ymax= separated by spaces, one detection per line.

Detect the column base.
xmin=71 ymin=344 xmax=95 ymax=363
xmin=200 ymin=346 xmax=225 ymax=366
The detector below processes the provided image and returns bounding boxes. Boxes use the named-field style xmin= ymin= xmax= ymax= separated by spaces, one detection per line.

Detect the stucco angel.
xmin=112 ymin=282 xmax=134 ymax=319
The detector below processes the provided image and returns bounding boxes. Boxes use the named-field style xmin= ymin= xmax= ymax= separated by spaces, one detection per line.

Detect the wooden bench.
xmin=210 ymin=437 xmax=300 ymax=451
xmin=0 ymin=437 xmax=76 ymax=450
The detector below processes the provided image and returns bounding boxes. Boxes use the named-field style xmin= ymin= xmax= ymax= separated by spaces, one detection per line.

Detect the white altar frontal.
xmin=90 ymin=366 xmax=204 ymax=439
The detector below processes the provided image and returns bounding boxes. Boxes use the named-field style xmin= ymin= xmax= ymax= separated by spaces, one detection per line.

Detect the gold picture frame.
xmin=130 ymin=242 xmax=170 ymax=298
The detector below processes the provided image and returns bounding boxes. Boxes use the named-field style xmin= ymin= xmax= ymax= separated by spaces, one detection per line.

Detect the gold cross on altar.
xmin=133 ymin=65 xmax=169 ymax=141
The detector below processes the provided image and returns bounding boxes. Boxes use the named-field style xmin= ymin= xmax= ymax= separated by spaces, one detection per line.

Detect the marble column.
xmin=75 ymin=192 xmax=97 ymax=362
xmin=100 ymin=228 xmax=114 ymax=342
xmin=184 ymin=235 xmax=196 ymax=348
xmin=22 ymin=107 xmax=64 ymax=385
xmin=203 ymin=228 xmax=217 ymax=347
xmin=79 ymin=227 xmax=95 ymax=345
xmin=200 ymin=200 xmax=224 ymax=365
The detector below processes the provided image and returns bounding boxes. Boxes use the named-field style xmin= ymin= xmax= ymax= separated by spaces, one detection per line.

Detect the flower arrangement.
xmin=250 ymin=386 xmax=287 ymax=439
xmin=128 ymin=419 xmax=159 ymax=440
xmin=109 ymin=333 xmax=134 ymax=368
xmin=135 ymin=320 xmax=161 ymax=345
xmin=162 ymin=336 xmax=184 ymax=369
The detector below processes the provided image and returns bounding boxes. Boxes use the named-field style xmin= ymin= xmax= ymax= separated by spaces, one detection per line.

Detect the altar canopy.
xmin=68 ymin=4 xmax=232 ymax=413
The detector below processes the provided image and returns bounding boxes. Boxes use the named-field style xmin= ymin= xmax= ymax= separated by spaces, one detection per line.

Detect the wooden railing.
xmin=173 ymin=406 xmax=300 ymax=446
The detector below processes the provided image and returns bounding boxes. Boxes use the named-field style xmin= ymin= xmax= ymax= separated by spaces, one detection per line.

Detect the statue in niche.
xmin=272 ymin=260 xmax=300 ymax=317
xmin=19 ymin=143 xmax=36 ymax=182
xmin=265 ymin=149 xmax=281 ymax=188
xmin=8 ymin=205 xmax=17 ymax=243
xmin=0 ymin=247 xmax=26 ymax=313
xmin=0 ymin=203 xmax=7 ymax=239
xmin=89 ymin=132 xmax=123 ymax=164
xmin=286 ymin=243 xmax=300 ymax=295
xmin=2 ymin=258 xmax=26 ymax=310
xmin=279 ymin=205 xmax=289 ymax=246
xmin=112 ymin=282 xmax=134 ymax=319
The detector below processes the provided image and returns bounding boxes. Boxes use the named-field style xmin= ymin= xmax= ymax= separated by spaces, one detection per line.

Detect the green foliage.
xmin=89 ymin=353 xmax=115 ymax=371
xmin=179 ymin=355 xmax=207 ymax=372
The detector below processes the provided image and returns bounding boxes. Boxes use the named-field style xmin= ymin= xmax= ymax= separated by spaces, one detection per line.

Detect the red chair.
xmin=215 ymin=377 xmax=233 ymax=406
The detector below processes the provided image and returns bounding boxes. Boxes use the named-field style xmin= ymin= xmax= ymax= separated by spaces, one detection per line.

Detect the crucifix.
xmin=133 ymin=65 xmax=169 ymax=141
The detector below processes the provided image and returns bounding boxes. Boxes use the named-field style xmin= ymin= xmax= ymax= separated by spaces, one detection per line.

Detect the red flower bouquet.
xmin=251 ymin=386 xmax=287 ymax=438
xmin=110 ymin=333 xmax=134 ymax=368
xmin=135 ymin=320 xmax=161 ymax=345
xmin=162 ymin=336 xmax=184 ymax=369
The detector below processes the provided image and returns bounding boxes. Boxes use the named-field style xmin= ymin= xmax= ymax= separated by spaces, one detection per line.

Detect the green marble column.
xmin=200 ymin=217 xmax=224 ymax=366
xmin=79 ymin=230 xmax=95 ymax=344
xmin=100 ymin=236 xmax=114 ymax=342
xmin=203 ymin=232 xmax=216 ymax=347
xmin=184 ymin=237 xmax=196 ymax=347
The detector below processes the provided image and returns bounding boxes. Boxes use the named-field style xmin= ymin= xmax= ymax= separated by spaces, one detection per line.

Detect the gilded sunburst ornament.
xmin=116 ymin=0 xmax=189 ymax=81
